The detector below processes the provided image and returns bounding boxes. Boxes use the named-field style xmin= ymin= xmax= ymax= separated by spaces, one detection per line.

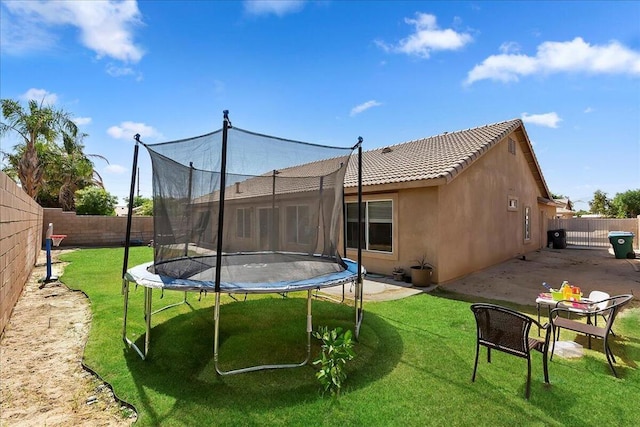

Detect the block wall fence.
xmin=42 ymin=208 xmax=153 ymax=247
xmin=0 ymin=172 xmax=43 ymax=336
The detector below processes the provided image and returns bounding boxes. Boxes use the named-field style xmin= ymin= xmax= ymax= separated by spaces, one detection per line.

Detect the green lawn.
xmin=60 ymin=247 xmax=640 ymax=426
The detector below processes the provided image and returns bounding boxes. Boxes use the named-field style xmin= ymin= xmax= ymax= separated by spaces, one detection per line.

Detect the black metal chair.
xmin=471 ymin=303 xmax=551 ymax=399
xmin=550 ymin=294 xmax=633 ymax=377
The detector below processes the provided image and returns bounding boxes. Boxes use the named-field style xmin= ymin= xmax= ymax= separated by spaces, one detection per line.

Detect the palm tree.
xmin=54 ymin=132 xmax=108 ymax=210
xmin=0 ymin=98 xmax=78 ymax=198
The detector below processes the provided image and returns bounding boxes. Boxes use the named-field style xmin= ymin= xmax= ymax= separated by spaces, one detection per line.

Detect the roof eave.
xmin=345 ymin=176 xmax=447 ymax=195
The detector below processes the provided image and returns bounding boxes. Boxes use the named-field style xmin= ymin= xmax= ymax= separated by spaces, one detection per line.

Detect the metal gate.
xmin=548 ymin=218 xmax=639 ymax=249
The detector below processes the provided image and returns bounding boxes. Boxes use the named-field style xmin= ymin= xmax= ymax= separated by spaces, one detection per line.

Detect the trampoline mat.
xmin=125 ymin=253 xmax=358 ymax=294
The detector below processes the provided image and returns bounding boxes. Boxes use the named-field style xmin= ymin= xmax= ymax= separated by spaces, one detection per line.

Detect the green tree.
xmin=75 ymin=186 xmax=118 ymax=216
xmin=124 ymin=195 xmax=147 ymax=209
xmin=123 ymin=196 xmax=153 ymax=216
xmin=589 ymin=190 xmax=612 ymax=216
xmin=139 ymin=198 xmax=154 ymax=216
xmin=53 ymin=133 xmax=108 ymax=210
xmin=610 ymin=189 xmax=640 ymax=218
xmin=2 ymin=138 xmax=58 ymax=205
xmin=0 ymin=98 xmax=78 ymax=198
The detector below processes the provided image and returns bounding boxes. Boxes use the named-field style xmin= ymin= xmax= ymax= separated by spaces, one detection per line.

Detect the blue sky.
xmin=1 ymin=0 xmax=638 ymax=211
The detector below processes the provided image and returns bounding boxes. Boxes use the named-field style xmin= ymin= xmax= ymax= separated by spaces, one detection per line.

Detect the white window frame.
xmin=524 ymin=206 xmax=531 ymax=241
xmin=346 ymin=199 xmax=393 ymax=253
xmin=236 ymin=207 xmax=252 ymax=238
xmin=286 ymin=205 xmax=311 ymax=245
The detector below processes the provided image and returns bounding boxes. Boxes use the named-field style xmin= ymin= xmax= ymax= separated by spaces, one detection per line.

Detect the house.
xmin=150 ymin=118 xmax=555 ymax=286
xmin=342 ymin=118 xmax=557 ymax=284
xmin=554 ymin=198 xmax=575 ymax=218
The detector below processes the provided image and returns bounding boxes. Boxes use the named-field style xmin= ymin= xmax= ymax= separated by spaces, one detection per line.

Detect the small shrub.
xmin=312 ymin=326 xmax=355 ymax=399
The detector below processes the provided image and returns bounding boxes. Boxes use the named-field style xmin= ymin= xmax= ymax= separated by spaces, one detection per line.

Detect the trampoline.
xmin=122 ymin=111 xmax=364 ymax=375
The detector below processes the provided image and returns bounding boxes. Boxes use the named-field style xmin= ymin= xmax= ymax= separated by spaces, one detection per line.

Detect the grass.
xmin=60 ymin=247 xmax=640 ymax=426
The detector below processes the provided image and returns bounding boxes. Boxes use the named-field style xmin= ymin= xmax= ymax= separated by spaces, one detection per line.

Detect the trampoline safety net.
xmin=143 ymin=124 xmax=355 ymax=286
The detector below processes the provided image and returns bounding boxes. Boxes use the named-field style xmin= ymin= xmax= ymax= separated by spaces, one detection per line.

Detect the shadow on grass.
xmin=125 ymin=297 xmax=403 ymax=425
xmin=430 ymin=287 xmax=535 ymax=314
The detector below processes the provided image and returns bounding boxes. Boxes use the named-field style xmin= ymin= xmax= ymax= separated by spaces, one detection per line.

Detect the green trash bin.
xmin=608 ymin=231 xmax=635 ymax=259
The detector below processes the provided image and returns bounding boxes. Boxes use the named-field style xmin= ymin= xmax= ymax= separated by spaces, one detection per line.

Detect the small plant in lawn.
xmin=312 ymin=326 xmax=355 ymax=399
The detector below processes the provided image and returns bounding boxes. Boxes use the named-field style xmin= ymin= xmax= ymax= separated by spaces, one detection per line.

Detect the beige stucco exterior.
xmin=345 ymin=126 xmax=556 ymax=284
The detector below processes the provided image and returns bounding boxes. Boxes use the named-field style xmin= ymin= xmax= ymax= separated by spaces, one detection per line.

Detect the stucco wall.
xmin=436 ymin=132 xmax=553 ymax=283
xmin=0 ymin=172 xmax=43 ymax=336
xmin=345 ymin=187 xmax=441 ymax=281
xmin=345 ymin=128 xmax=555 ymax=284
xmin=395 ymin=187 xmax=440 ymax=281
xmin=42 ymin=208 xmax=153 ymax=247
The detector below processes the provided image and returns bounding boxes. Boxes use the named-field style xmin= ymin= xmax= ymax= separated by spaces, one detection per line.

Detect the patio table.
xmin=535 ymin=293 xmax=598 ymax=336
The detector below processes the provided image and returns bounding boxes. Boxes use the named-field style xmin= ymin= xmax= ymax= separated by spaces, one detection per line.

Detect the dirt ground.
xmin=0 ymin=250 xmax=135 ymax=427
xmin=0 ymin=246 xmax=638 ymax=426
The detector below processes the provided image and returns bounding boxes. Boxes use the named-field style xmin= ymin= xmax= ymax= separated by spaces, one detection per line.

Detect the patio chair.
xmin=470 ymin=303 xmax=550 ymax=399
xmin=587 ymin=290 xmax=612 ymax=331
xmin=550 ymin=294 xmax=633 ymax=377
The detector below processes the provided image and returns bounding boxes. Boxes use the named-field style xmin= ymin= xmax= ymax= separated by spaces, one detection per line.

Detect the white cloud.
xmin=20 ymin=88 xmax=58 ymax=105
xmin=106 ymin=64 xmax=135 ymax=77
xmin=521 ymin=112 xmax=562 ymax=128
xmin=584 ymin=107 xmax=594 ymax=113
xmin=106 ymin=63 xmax=143 ymax=81
xmin=2 ymin=0 xmax=144 ymax=63
xmin=499 ymin=41 xmax=521 ymax=54
xmin=244 ymin=0 xmax=305 ymax=16
xmin=104 ymin=164 xmax=127 ymax=174
xmin=107 ymin=121 xmax=163 ymax=141
xmin=466 ymin=37 xmax=640 ymax=85
xmin=350 ymin=100 xmax=382 ymax=117
xmin=73 ymin=116 xmax=92 ymax=126
xmin=0 ymin=3 xmax=57 ymax=55
xmin=377 ymin=13 xmax=473 ymax=59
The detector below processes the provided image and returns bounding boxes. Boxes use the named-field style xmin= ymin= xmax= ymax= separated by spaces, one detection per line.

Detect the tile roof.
xmin=344 ymin=119 xmax=524 ymax=187
xmin=190 ymin=118 xmax=552 ymax=203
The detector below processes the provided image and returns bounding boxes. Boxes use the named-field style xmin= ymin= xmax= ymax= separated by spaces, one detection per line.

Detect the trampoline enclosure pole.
xmin=184 ymin=162 xmax=194 ymax=256
xmin=356 ymin=138 xmax=363 ymax=337
xmin=214 ymin=111 xmax=231 ymax=293
xmin=271 ymin=170 xmax=278 ymax=251
xmin=122 ymin=135 xmax=140 ymax=289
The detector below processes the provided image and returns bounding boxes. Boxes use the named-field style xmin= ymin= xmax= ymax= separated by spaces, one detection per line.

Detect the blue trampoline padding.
xmin=125 ymin=259 xmax=359 ymax=294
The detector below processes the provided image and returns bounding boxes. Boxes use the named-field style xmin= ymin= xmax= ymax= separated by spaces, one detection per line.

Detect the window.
xmin=508 ymin=196 xmax=518 ymax=211
xmin=236 ymin=208 xmax=252 ymax=238
xmin=508 ymin=137 xmax=516 ymax=155
xmin=286 ymin=205 xmax=311 ymax=244
xmin=524 ymin=206 xmax=531 ymax=241
xmin=346 ymin=200 xmax=392 ymax=252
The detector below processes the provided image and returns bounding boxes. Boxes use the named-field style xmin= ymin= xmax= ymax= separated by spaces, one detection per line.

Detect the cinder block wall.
xmin=42 ymin=208 xmax=153 ymax=247
xmin=0 ymin=172 xmax=43 ymax=336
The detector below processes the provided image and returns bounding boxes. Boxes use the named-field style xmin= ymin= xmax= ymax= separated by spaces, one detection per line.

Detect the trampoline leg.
xmin=214 ymin=292 xmax=221 ymax=373
xmin=354 ymin=278 xmax=364 ymax=340
xmin=306 ymin=289 xmax=312 ymax=362
xmin=122 ymin=279 xmax=129 ymax=341
xmin=144 ymin=286 xmax=152 ymax=358
xmin=123 ymin=278 xmax=146 ymax=360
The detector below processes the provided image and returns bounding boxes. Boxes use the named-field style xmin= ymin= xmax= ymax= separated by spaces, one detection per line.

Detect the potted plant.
xmin=392 ymin=266 xmax=405 ymax=282
xmin=410 ymin=256 xmax=433 ymax=287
